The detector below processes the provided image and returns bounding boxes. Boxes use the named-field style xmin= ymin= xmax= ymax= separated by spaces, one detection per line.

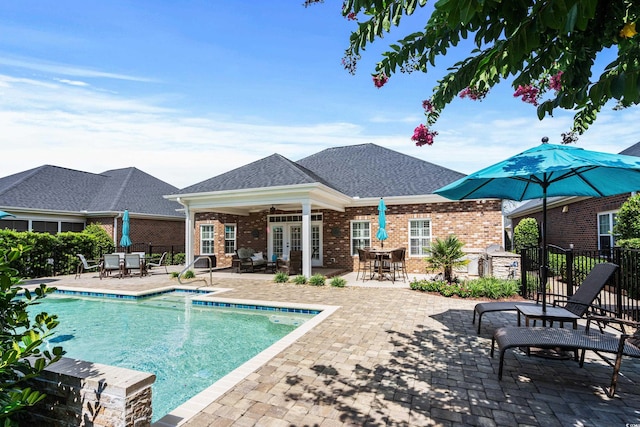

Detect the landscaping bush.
xmin=273 ymin=272 xmax=289 ymax=283
xmin=308 ymin=274 xmax=326 ymax=286
xmin=329 ymin=277 xmax=347 ymax=287
xmin=0 ymin=246 xmax=65 ymax=425
xmin=424 ymin=235 xmax=469 ymax=282
xmin=411 ymin=277 xmax=519 ymax=299
xmin=182 ymin=270 xmax=195 ymax=279
xmin=513 ymin=218 xmax=539 ymax=249
xmin=292 ymin=275 xmax=307 ymax=285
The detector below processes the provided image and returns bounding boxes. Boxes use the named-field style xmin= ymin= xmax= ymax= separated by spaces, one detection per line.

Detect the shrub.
xmin=411 ymin=277 xmax=519 ymax=299
xmin=182 ymin=270 xmax=195 ymax=279
xmin=424 ymin=235 xmax=469 ymax=282
xmin=513 ymin=218 xmax=539 ymax=249
xmin=292 ymin=275 xmax=307 ymax=284
xmin=330 ymin=277 xmax=347 ymax=287
xmin=308 ymin=274 xmax=326 ymax=286
xmin=0 ymin=246 xmax=65 ymax=424
xmin=614 ymin=194 xmax=640 ymax=240
xmin=274 ymin=272 xmax=289 ymax=283
xmin=170 ymin=271 xmax=180 ymax=278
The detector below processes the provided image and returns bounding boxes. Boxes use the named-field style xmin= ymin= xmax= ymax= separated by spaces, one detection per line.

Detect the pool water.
xmin=33 ymin=292 xmax=309 ymax=422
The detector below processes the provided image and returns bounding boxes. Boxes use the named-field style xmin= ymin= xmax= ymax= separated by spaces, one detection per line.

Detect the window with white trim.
xmin=200 ymin=224 xmax=215 ymax=254
xmin=224 ymin=224 xmax=236 ymax=254
xmin=597 ymin=211 xmax=618 ymax=251
xmin=351 ymin=221 xmax=371 ymax=255
xmin=409 ymin=219 xmax=431 ymax=256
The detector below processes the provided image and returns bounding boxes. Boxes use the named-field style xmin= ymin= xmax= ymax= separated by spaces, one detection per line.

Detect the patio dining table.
xmin=368 ymin=247 xmax=399 ymax=281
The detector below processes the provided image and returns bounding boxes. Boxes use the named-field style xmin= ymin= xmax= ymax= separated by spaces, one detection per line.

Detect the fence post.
xmin=613 ymin=247 xmax=623 ymax=318
xmin=566 ymin=248 xmax=574 ymax=297
xmin=519 ymin=248 xmax=527 ymax=297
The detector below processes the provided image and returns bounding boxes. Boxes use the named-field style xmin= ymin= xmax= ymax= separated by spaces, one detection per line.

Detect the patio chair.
xmin=75 ymin=254 xmax=101 ymax=279
xmin=147 ymin=251 xmax=168 ymax=274
xmin=124 ymin=253 xmax=144 ymax=278
xmin=390 ymin=247 xmax=408 ymax=282
xmin=356 ymin=248 xmax=374 ymax=281
xmin=473 ymin=262 xmax=618 ymax=334
xmin=100 ymin=254 xmax=123 ymax=279
xmin=277 ymin=250 xmax=302 ymax=275
xmin=491 ymin=315 xmax=640 ymax=397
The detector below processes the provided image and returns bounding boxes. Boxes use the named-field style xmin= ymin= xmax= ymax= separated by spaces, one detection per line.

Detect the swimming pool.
xmin=33 ymin=291 xmax=315 ymax=422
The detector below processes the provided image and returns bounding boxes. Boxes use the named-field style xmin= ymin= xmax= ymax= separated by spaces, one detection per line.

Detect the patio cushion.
xmin=237 ymin=248 xmax=254 ymax=259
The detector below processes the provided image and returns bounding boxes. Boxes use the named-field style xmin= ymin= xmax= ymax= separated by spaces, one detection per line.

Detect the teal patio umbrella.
xmin=0 ymin=210 xmax=15 ymax=219
xmin=120 ymin=210 xmax=132 ymax=248
xmin=376 ymin=198 xmax=388 ymax=247
xmin=435 ymin=140 xmax=640 ymax=312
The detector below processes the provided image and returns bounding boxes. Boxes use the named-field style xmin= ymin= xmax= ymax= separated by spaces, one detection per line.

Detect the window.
xmin=409 ymin=219 xmax=431 ymax=256
xmin=61 ymin=222 xmax=85 ymax=232
xmin=224 ymin=224 xmax=236 ymax=254
xmin=598 ymin=211 xmax=618 ymax=251
xmin=32 ymin=221 xmax=59 ymax=234
xmin=350 ymin=221 xmax=371 ymax=255
xmin=200 ymin=224 xmax=215 ymax=254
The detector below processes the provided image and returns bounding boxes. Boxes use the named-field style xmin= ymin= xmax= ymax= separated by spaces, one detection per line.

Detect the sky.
xmin=1 ymin=1 xmax=639 ymax=189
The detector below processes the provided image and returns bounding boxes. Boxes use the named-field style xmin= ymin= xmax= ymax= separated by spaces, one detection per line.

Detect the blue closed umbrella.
xmin=435 ymin=140 xmax=640 ymax=312
xmin=120 ymin=210 xmax=132 ymax=248
xmin=376 ymin=198 xmax=388 ymax=247
xmin=0 ymin=210 xmax=16 ymax=219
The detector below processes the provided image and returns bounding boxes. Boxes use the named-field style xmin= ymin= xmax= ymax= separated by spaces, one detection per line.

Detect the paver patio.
xmin=32 ymin=269 xmax=640 ymax=426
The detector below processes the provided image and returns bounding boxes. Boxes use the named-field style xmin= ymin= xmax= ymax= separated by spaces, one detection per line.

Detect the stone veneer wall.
xmin=193 ymin=200 xmax=503 ymax=273
xmin=23 ymin=357 xmax=155 ymax=427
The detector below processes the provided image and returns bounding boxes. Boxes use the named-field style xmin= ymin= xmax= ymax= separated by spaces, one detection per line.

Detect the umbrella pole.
xmin=541 ymin=184 xmax=548 ymax=313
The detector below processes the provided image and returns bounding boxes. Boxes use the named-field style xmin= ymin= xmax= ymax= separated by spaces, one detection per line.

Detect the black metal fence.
xmin=39 ymin=243 xmax=185 ymax=278
xmin=519 ymin=245 xmax=640 ymax=321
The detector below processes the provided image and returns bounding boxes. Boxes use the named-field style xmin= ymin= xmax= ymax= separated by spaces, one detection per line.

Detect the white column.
xmin=302 ymin=201 xmax=312 ymax=277
xmin=185 ymin=208 xmax=194 ymax=265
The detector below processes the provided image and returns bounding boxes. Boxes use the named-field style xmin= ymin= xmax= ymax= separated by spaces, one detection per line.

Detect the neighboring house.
xmin=0 ymin=165 xmax=185 ymax=248
xmin=508 ymin=141 xmax=640 ymax=252
xmin=166 ymin=144 xmax=504 ymax=276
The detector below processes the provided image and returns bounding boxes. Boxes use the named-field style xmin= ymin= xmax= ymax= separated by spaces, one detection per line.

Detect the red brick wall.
xmin=194 ymin=200 xmax=503 ymax=273
xmin=89 ymin=217 xmax=185 ymax=248
xmin=511 ymin=194 xmax=631 ymax=251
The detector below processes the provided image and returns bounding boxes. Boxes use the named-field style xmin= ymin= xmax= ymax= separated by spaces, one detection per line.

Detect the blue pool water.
xmin=33 ymin=292 xmax=311 ymax=422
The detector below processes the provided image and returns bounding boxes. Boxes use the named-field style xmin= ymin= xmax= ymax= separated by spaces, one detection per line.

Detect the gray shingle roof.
xmin=178 ymin=144 xmax=465 ymax=198
xmin=0 ymin=165 xmax=183 ymax=217
xmin=620 ymin=141 xmax=640 ymax=157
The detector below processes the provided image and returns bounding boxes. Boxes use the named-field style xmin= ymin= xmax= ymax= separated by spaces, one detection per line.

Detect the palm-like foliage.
xmin=424 ymin=235 xmax=469 ymax=282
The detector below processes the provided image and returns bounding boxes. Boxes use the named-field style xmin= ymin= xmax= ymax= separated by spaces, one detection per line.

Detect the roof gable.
xmin=297 ymin=143 xmax=465 ymax=197
xmin=0 ymin=165 xmax=183 ymax=217
xmin=179 ymin=154 xmax=337 ymax=194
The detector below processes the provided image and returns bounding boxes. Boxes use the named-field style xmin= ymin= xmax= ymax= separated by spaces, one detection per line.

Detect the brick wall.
xmin=194 ymin=200 xmax=503 ymax=274
xmin=511 ymin=194 xmax=630 ymax=251
xmin=90 ymin=217 xmax=185 ymax=248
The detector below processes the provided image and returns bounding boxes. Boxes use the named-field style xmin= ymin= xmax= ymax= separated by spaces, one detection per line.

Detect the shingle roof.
xmin=620 ymin=141 xmax=640 ymax=157
xmin=178 ymin=144 xmax=465 ymax=198
xmin=0 ymin=165 xmax=183 ymax=217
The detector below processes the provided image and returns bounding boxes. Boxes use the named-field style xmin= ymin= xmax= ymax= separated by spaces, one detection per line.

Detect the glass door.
xmin=269 ymin=223 xmax=322 ymax=266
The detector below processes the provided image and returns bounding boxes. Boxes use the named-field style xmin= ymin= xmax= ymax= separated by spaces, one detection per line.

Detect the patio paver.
xmin=30 ymin=269 xmax=640 ymax=426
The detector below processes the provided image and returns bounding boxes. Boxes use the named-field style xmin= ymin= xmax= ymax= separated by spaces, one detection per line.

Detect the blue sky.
xmin=1 ymin=1 xmax=638 ymax=188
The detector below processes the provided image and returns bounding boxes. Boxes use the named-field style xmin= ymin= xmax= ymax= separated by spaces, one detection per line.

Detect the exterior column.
xmin=177 ymin=198 xmax=194 ymax=265
xmin=302 ymin=202 xmax=312 ymax=277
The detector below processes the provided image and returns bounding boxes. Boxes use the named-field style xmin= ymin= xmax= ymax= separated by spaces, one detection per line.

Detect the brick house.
xmin=0 ymin=165 xmax=185 ymax=249
xmin=166 ymin=144 xmax=505 ymax=276
xmin=508 ymin=141 xmax=640 ymax=251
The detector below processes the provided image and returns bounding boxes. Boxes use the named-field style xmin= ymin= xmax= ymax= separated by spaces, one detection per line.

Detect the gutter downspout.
xmin=113 ymin=213 xmax=121 ymax=247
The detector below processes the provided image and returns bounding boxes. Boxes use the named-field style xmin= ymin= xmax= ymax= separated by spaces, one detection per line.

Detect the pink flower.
xmin=549 ymin=71 xmax=563 ymax=92
xmin=513 ymin=85 xmax=540 ymax=106
xmin=422 ymin=99 xmax=434 ymax=113
xmin=411 ymin=124 xmax=438 ymax=146
xmin=373 ymin=73 xmax=388 ymax=88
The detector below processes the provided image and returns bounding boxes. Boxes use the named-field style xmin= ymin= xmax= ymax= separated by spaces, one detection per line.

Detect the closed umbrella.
xmin=435 ymin=139 xmax=640 ymax=312
xmin=120 ymin=210 xmax=132 ymax=248
xmin=376 ymin=198 xmax=388 ymax=247
xmin=0 ymin=210 xmax=16 ymax=219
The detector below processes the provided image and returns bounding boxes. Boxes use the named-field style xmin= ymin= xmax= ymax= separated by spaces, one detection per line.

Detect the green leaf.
xmin=564 ymin=3 xmax=578 ymax=33
xmin=611 ymin=73 xmax=625 ymax=99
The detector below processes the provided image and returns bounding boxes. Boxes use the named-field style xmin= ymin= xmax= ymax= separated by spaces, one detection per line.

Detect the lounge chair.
xmin=100 ymin=254 xmax=122 ymax=279
xmin=75 ymin=254 xmax=101 ymax=279
xmin=147 ymin=251 xmax=168 ymax=274
xmin=491 ymin=315 xmax=640 ymax=397
xmin=473 ymin=262 xmax=618 ymax=334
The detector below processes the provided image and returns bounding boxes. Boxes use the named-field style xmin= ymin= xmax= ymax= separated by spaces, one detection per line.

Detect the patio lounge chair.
xmin=473 ymin=262 xmax=618 ymax=334
xmin=147 ymin=251 xmax=168 ymax=274
xmin=75 ymin=254 xmax=101 ymax=279
xmin=491 ymin=315 xmax=640 ymax=397
xmin=124 ymin=253 xmax=145 ymax=278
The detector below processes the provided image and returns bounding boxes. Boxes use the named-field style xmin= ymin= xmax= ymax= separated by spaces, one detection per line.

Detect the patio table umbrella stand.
xmin=435 ymin=138 xmax=640 ymax=312
xmin=377 ymin=198 xmax=388 ymax=247
xmin=120 ymin=209 xmax=132 ymax=250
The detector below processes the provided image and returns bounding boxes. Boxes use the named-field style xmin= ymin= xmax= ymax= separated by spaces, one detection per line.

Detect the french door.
xmin=270 ymin=223 xmax=321 ymax=266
